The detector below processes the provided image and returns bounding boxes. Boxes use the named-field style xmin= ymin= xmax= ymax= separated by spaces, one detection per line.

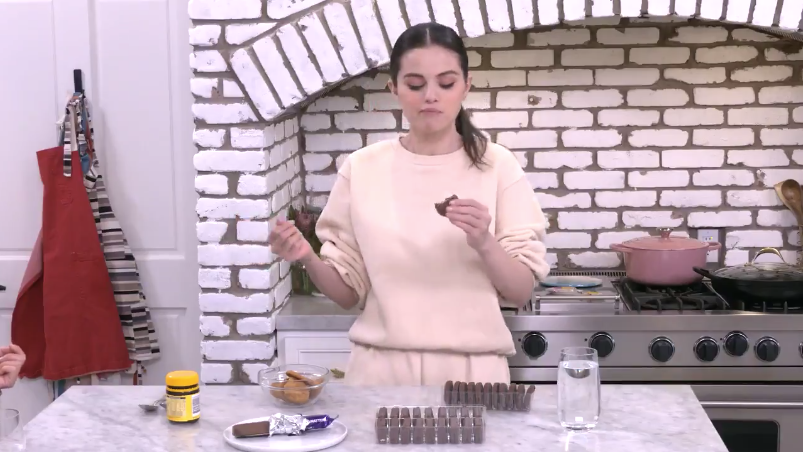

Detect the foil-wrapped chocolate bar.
xmin=232 ymin=413 xmax=337 ymax=438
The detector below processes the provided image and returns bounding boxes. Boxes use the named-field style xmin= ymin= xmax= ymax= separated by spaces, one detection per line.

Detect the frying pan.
xmin=693 ymin=248 xmax=803 ymax=303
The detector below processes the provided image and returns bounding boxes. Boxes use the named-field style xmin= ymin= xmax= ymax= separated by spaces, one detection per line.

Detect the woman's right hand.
xmin=268 ymin=219 xmax=314 ymax=263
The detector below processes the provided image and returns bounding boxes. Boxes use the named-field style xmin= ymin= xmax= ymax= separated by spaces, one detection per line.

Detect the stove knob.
xmin=649 ymin=337 xmax=675 ymax=363
xmin=694 ymin=337 xmax=719 ymax=362
xmin=724 ymin=332 xmax=749 ymax=357
xmin=589 ymin=332 xmax=615 ymax=358
xmin=522 ymin=333 xmax=548 ymax=359
xmin=755 ymin=337 xmax=780 ymax=362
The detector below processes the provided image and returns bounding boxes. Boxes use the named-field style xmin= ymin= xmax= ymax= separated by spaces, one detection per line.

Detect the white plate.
xmin=223 ymin=417 xmax=348 ymax=452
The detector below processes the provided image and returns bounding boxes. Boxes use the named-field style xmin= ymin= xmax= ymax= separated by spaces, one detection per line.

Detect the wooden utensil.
xmin=773 ymin=179 xmax=803 ymax=266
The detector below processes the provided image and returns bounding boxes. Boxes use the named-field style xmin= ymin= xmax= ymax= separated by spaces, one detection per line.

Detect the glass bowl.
xmin=258 ymin=364 xmax=331 ymax=408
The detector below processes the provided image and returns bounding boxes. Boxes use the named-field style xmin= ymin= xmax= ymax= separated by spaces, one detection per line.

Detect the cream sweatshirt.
xmin=315 ymin=138 xmax=550 ymax=356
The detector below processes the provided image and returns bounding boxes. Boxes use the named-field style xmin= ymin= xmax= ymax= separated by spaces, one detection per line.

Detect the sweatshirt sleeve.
xmin=314 ymin=159 xmax=371 ymax=308
xmin=494 ymin=163 xmax=551 ymax=284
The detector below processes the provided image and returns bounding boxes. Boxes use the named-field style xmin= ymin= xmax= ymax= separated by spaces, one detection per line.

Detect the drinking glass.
xmin=557 ymin=347 xmax=600 ymax=431
xmin=0 ymin=409 xmax=25 ymax=451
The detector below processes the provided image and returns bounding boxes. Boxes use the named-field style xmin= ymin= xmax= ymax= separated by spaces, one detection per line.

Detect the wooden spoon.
xmin=774 ymin=179 xmax=803 ymax=224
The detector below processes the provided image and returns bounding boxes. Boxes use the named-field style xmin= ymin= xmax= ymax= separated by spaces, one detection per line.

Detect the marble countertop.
xmin=276 ymin=295 xmax=359 ymax=331
xmin=22 ymin=384 xmax=726 ymax=452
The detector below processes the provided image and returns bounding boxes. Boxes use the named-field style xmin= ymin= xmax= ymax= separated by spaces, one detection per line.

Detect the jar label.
xmin=166 ymin=394 xmax=200 ymax=422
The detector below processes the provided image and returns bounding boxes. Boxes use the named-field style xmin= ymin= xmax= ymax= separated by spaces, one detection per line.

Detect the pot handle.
xmin=610 ymin=243 xmax=630 ymax=253
xmin=693 ymin=267 xmax=713 ymax=278
xmin=706 ymin=242 xmax=722 ymax=250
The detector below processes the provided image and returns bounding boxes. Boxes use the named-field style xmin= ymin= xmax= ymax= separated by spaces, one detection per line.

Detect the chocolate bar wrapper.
xmin=266 ymin=413 xmax=337 ymax=436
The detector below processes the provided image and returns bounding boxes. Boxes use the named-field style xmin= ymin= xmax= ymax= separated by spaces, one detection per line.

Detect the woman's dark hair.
xmin=389 ymin=22 xmax=488 ymax=167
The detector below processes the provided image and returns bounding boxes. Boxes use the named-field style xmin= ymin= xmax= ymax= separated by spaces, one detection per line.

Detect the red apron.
xmin=11 ymin=147 xmax=132 ymax=380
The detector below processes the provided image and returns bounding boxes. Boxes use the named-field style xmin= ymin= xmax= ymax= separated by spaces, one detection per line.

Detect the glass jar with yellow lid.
xmin=165 ymin=370 xmax=200 ymax=423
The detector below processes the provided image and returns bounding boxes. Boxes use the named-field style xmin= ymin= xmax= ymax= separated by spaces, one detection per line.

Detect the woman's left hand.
xmin=445 ymin=199 xmax=494 ymax=251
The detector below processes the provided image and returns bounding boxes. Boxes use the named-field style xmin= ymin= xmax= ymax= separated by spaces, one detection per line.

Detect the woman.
xmin=0 ymin=344 xmax=25 ymax=389
xmin=268 ymin=22 xmax=549 ymax=386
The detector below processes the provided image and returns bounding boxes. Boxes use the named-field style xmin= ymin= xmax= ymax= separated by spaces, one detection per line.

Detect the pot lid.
xmin=621 ymin=228 xmax=710 ymax=251
xmin=714 ymin=248 xmax=803 ymax=282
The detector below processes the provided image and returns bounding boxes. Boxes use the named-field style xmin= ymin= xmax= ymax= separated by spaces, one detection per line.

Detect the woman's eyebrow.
xmin=403 ymin=70 xmax=459 ymax=78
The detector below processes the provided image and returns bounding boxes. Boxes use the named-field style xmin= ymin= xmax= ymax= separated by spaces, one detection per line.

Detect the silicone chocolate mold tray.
xmin=375 ymin=405 xmax=486 ymax=445
xmin=443 ymin=381 xmax=536 ymax=412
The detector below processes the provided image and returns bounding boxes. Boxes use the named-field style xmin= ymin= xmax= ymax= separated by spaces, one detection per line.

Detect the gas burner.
xmin=614 ymin=278 xmax=729 ymax=312
xmin=742 ymin=300 xmax=803 ymax=314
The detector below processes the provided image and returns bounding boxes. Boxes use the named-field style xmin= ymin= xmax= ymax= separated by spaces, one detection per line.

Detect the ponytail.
xmin=455 ymin=107 xmax=488 ymax=168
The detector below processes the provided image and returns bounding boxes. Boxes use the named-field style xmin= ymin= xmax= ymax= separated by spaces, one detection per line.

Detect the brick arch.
xmin=224 ymin=0 xmax=803 ymax=122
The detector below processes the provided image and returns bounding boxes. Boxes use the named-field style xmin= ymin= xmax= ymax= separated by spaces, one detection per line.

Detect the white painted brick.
xmin=200 ymin=292 xmax=274 ymax=314
xmin=198 ymin=268 xmax=231 ymax=289
xmin=276 ymin=25 xmax=324 ymax=95
xmin=374 ymin=0 xmax=406 ymax=46
xmin=241 ymin=361 xmax=274 ymax=384
xmin=300 ymin=114 xmax=331 ymax=132
xmin=660 ymin=190 xmax=722 ymax=207
xmin=790 ymin=230 xmax=801 ymax=246
xmin=598 ymin=150 xmax=659 ymax=169
xmin=201 ymin=363 xmax=233 ymax=384
xmin=561 ymin=0 xmax=585 ymax=21
xmin=197 ymin=221 xmax=228 ymax=243
xmin=197 ymin=198 xmax=270 ymax=220
xmin=563 ymin=129 xmax=622 ymax=148
xmin=619 ymin=0 xmax=642 ymax=17
xmin=510 ymin=0 xmax=535 ymax=28
xmin=596 ymin=109 xmax=656 ymax=127
xmin=296 ymin=15 xmax=344 ymax=83
xmin=532 ymin=151 xmax=593 ymax=169
xmin=693 ymin=128 xmax=755 ymax=147
xmin=562 ymin=49 xmax=624 ymax=66
xmin=528 ymin=69 xmax=593 ymax=86
xmin=627 ymin=89 xmax=689 ymax=107
xmin=202 ymin=340 xmax=273 ymax=361
xmin=687 ymin=211 xmax=752 ymax=228
xmin=595 ymin=191 xmax=657 ymax=208
xmin=198 ymin=244 xmax=272 ymax=266
xmin=323 ymin=3 xmax=367 ymax=75
xmin=729 ymin=149 xmax=790 ymax=167
xmin=628 ymin=170 xmax=689 ymax=187
xmin=363 ymin=93 xmax=398 ymax=111
xmin=664 ymin=67 xmax=726 ymax=84
xmin=558 ymin=212 xmax=618 ymax=230
xmin=230 ymin=128 xmax=264 ymax=149
xmin=669 ymin=26 xmax=728 ymax=43
xmin=760 ymin=128 xmax=803 ymax=146
xmin=302 ymin=153 xmax=333 ymax=172
xmin=464 ymin=33 xmax=515 ymax=48
xmin=596 ymin=231 xmax=650 ymax=249
xmin=200 ymin=316 xmax=230 ymax=337
xmin=562 ymin=89 xmax=623 ymax=108
xmin=190 ymin=51 xmax=227 ymax=73
xmin=664 ymin=108 xmax=723 ymax=126
xmin=466 ymin=51 xmax=483 ymax=68
xmin=630 ymin=47 xmax=690 ymax=65
xmin=725 ymin=249 xmax=749 ymax=266
xmin=662 ymin=149 xmax=724 ymax=168
xmin=692 ymin=170 xmax=755 ymax=186
xmin=527 ymin=29 xmax=590 ymax=46
xmin=225 ymin=23 xmax=276 ymax=45
xmin=471 ymin=71 xmax=527 ymax=88
xmin=546 ymin=232 xmax=592 ymax=249
xmin=238 ymin=269 xmax=272 ymax=290
xmin=673 ymin=0 xmax=697 ymax=17
xmin=758 ymin=169 xmax=803 ymax=186
xmin=622 ymin=211 xmax=684 ymax=228
xmin=595 ymin=68 xmax=660 ymax=86
xmin=491 ymin=50 xmax=554 ymax=68
xmin=496 ymin=91 xmax=558 ymax=109
xmin=696 ymin=46 xmax=758 ymax=64
xmin=194 ymin=128 xmax=225 ymax=148
xmin=189 ymin=0 xmax=261 ymax=19
xmin=194 ymin=151 xmax=266 ymax=172
xmin=694 ymin=87 xmax=755 ymax=106
xmin=731 ymin=65 xmax=793 ymax=83
xmin=195 ymin=174 xmax=229 ymax=195
xmin=497 ymin=131 xmax=558 ymax=149
xmin=471 ymin=111 xmax=529 ymax=129
xmin=340 ymin=73 xmax=390 ymax=91
xmin=591 ymin=0 xmax=614 ymax=16
xmin=191 ymin=78 xmax=217 ymax=98
xmin=252 ymin=37 xmax=303 ymax=107
xmin=222 ymin=80 xmax=243 ymax=98
xmin=525 ymin=172 xmax=560 ymax=189
xmin=568 ymin=252 xmax=621 ymax=268
xmin=192 ymin=103 xmax=257 ymax=124
xmin=308 ymin=96 xmax=359 ymax=112
xmin=531 ymin=110 xmax=591 ymax=127
xmin=793 ymin=107 xmax=803 ymax=123
xmin=535 ymin=192 xmax=592 ymax=209
xmin=305 ymin=133 xmax=363 ymax=151
xmin=596 ymin=27 xmax=659 ymax=44
xmin=460 ymin=0 xmax=492 ymax=37
xmin=765 ymin=47 xmax=803 ymax=62
xmin=629 ymin=129 xmax=688 ymax=147
xmin=306 ymin=174 xmax=338 ymax=192
xmin=237 ymin=221 xmax=270 ymax=243
xmin=238 ymin=316 xmax=275 ymax=336
xmin=726 ymin=230 xmax=784 ymax=249
xmin=266 ymin=0 xmax=326 ymax=19
xmin=727 ymin=189 xmax=783 ymax=207
xmin=536 ymin=0 xmax=559 ymax=24
xmin=350 ymin=0 xmax=390 ymax=66
xmin=758 ymin=86 xmax=803 ymax=104
xmin=464 ymin=92 xmax=491 ymax=110
xmin=563 ymin=171 xmax=625 ymax=189
xmin=189 ymin=24 xmax=220 ymax=47
xmin=757 ymin=209 xmax=797 ymax=227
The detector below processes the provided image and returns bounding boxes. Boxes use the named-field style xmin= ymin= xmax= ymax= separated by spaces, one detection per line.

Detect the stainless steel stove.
xmin=505 ymin=270 xmax=803 ymax=452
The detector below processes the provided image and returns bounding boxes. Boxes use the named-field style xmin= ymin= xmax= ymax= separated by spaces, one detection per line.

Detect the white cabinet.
xmin=277 ymin=331 xmax=351 ymax=381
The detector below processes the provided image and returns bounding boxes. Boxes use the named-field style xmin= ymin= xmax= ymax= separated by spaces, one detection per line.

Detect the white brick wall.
xmin=191 ymin=0 xmax=803 ymax=383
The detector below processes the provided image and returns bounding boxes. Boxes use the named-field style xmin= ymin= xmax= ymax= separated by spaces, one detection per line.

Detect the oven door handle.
xmin=702 ymin=401 xmax=803 ymax=409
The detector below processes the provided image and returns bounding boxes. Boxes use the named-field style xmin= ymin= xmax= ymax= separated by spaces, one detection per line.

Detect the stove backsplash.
xmin=189 ymin=0 xmax=803 ymax=384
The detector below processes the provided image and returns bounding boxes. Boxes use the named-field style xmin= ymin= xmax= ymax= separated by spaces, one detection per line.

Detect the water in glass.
xmin=0 ymin=409 xmax=25 ymax=451
xmin=558 ymin=347 xmax=600 ymax=431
